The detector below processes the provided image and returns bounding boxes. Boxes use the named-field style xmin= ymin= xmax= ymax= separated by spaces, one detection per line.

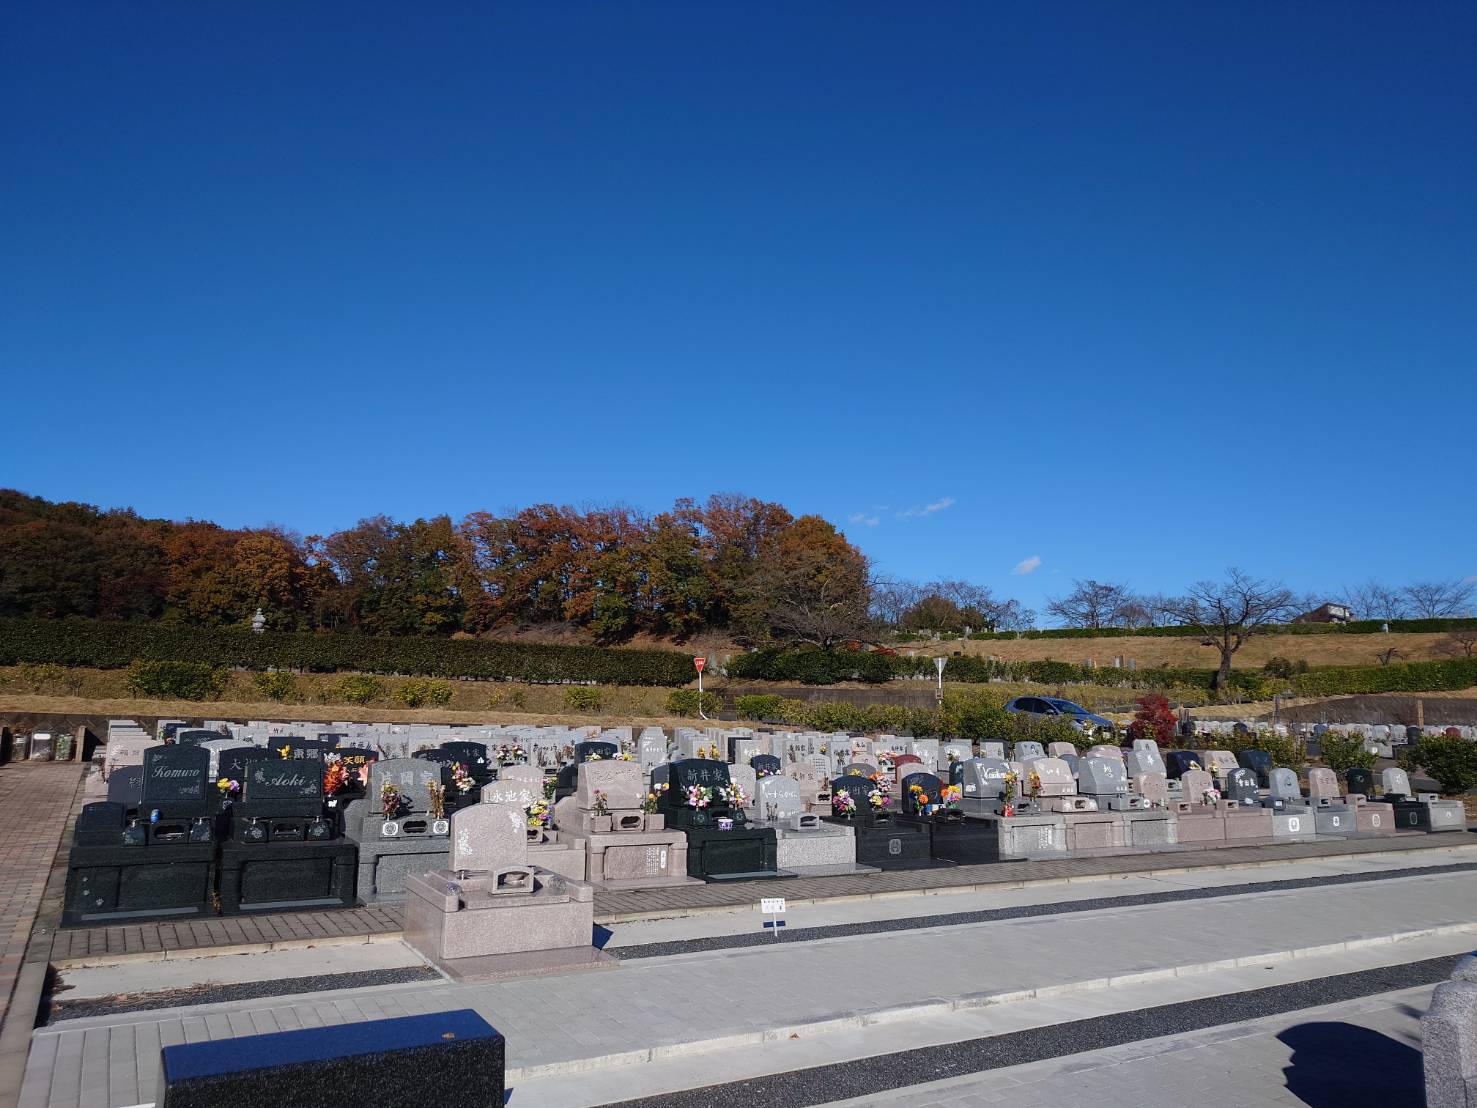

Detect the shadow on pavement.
xmin=1277 ymin=1021 xmax=1423 ymax=1107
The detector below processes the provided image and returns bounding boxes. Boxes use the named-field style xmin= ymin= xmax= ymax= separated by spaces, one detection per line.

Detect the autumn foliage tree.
xmin=1127 ymin=693 xmax=1179 ymax=746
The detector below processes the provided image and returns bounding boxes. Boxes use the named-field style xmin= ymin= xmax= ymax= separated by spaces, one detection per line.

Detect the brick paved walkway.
xmin=45 ymin=829 xmax=1473 ymax=965
xmin=0 ymin=763 xmax=84 ymax=1024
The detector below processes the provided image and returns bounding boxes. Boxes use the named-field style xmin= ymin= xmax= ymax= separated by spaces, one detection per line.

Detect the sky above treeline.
xmin=3 ymin=2 xmax=1474 ymax=613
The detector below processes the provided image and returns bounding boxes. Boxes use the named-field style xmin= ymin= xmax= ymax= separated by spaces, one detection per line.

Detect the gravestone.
xmin=175 ymin=729 xmax=227 ymax=747
xmin=1163 ymin=751 xmax=1201 ymax=779
xmin=1307 ymin=767 xmax=1342 ymax=803
xmin=1268 ymin=767 xmax=1302 ymax=801
xmin=751 ymin=754 xmax=783 ymax=778
xmin=980 ymin=742 xmax=1006 ymax=761
xmin=142 ymin=745 xmax=213 ymax=818
xmin=1381 ymin=767 xmax=1412 ymax=799
xmin=1225 ymin=768 xmax=1260 ymax=806
xmin=450 ymin=802 xmax=528 ymax=873
xmin=1126 ymin=740 xmax=1166 ymax=777
xmin=660 ymin=759 xmax=779 ymax=878
xmin=1013 ymin=741 xmax=1045 ymax=762
xmin=106 ymin=766 xmax=145 ymax=810
xmin=1180 ymin=769 xmax=1215 ymax=804
xmin=1236 ymin=749 xmax=1273 ymax=789
xmin=756 ymin=775 xmax=806 ymax=823
xmin=899 ymin=771 xmax=944 ymax=816
xmin=1346 ymin=767 xmax=1375 ymax=799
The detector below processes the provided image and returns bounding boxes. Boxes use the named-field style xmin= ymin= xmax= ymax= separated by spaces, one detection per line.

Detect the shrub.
xmin=564 ymin=686 xmax=602 ymax=712
xmin=735 ymin=694 xmax=789 ymax=720
xmin=1400 ymin=736 xmax=1477 ymax=796
xmin=727 ymin=648 xmax=896 ymax=685
xmin=395 ymin=677 xmax=453 ymax=708
xmin=253 ymin=671 xmax=298 ymax=702
xmin=1252 ymin=730 xmax=1308 ymax=771
xmin=0 ymin=617 xmax=695 ymax=686
xmin=336 ymin=674 xmax=384 ymax=706
xmin=1127 ymin=693 xmax=1178 ymax=746
xmin=664 ymin=689 xmax=722 ymax=717
xmin=16 ymin=661 xmax=82 ymax=694
xmin=124 ymin=660 xmax=227 ymax=701
xmin=487 ymin=687 xmax=528 ymax=710
xmin=1262 ymin=656 xmax=1308 ymax=679
xmin=1316 ymin=730 xmax=1376 ymax=774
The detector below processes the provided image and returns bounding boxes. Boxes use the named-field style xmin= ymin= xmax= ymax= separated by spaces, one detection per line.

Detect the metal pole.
xmin=697 ymin=665 xmax=707 ymax=720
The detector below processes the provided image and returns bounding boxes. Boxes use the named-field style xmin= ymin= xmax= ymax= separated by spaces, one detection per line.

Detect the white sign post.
xmin=761 ymin=896 xmax=786 ymax=939
xmin=694 ymin=656 xmax=707 ymax=719
xmin=934 ymin=655 xmax=946 ymax=703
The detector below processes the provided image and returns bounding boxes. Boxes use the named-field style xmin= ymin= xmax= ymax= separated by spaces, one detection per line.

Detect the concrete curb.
xmin=502 ymin=923 xmax=1477 ymax=1082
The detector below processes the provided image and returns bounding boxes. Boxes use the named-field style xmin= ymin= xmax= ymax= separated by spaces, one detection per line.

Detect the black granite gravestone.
xmin=824 ymin=774 xmax=939 ymax=869
xmin=1236 ymin=749 xmax=1273 ymax=789
xmin=1225 ymin=768 xmax=1261 ymax=806
xmin=218 ymin=743 xmax=355 ymax=915
xmin=750 ymin=754 xmax=782 ymax=778
xmin=106 ymin=766 xmax=145 ymax=812
xmin=63 ymin=754 xmax=217 ymax=927
xmin=1163 ymin=751 xmax=1201 ymax=780
xmin=660 ymin=759 xmax=783 ymax=880
xmin=156 ymin=1009 xmax=504 ymax=1108
xmin=1346 ymin=766 xmax=1375 ymax=800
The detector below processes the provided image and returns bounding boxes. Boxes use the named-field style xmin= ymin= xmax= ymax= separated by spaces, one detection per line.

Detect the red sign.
xmin=693 ymin=656 xmax=706 ymax=673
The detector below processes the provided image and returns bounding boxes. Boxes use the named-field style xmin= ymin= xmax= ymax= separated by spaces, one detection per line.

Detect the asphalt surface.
xmin=594 ymin=955 xmax=1465 ymax=1108
xmin=614 ymin=860 xmax=1477 ymax=958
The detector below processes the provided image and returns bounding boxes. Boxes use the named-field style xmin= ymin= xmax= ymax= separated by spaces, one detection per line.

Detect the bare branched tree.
xmin=1437 ymin=627 xmax=1477 ymax=659
xmin=1401 ymin=580 xmax=1476 ymax=619
xmin=1161 ymin=568 xmax=1296 ymax=694
xmin=1046 ymin=579 xmax=1131 ymax=629
xmin=1337 ymin=581 xmax=1409 ymax=622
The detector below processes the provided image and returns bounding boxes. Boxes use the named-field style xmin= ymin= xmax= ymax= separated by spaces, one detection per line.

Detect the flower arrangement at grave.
xmin=701 ymin=744 xmax=721 ymax=760
xmin=560 ymin=744 xmax=575 ymax=762
xmin=877 ymin=751 xmax=896 ymax=769
xmin=641 ymin=783 xmax=668 ymax=814
xmin=617 ymin=749 xmax=634 ymax=761
xmin=819 ymin=744 xmax=828 ymax=755
xmin=380 ymin=782 xmax=404 ymax=820
xmin=591 ymin=789 xmax=610 ymax=816
xmin=1202 ymin=786 xmax=1221 ymax=805
xmin=867 ymin=786 xmax=886 ymax=810
xmin=526 ymin=798 xmax=551 ymax=832
xmin=1002 ymin=770 xmax=1018 ymax=816
xmin=831 ymin=791 xmax=857 ymax=816
xmin=869 ymin=771 xmax=891 ymax=800
xmin=277 ymin=744 xmax=292 ymax=759
xmin=720 ymin=782 xmax=749 ymax=809
xmin=585 ymin=752 xmax=605 ymax=762
xmin=450 ymin=763 xmax=475 ymax=794
xmin=685 ymin=784 xmax=714 ymax=809
xmin=427 ymin=782 xmax=446 ymax=821
xmin=543 ymin=777 xmax=557 ymax=801
xmin=216 ymin=776 xmax=241 ymax=797
xmin=496 ymin=743 xmax=527 ymax=766
xmin=1028 ymin=770 xmax=1042 ymax=799
xmin=908 ymin=782 xmax=932 ymax=814
xmin=323 ymin=759 xmax=349 ymax=796
xmin=755 ymin=765 xmax=775 ymax=778
xmin=940 ymin=784 xmax=962 ymax=809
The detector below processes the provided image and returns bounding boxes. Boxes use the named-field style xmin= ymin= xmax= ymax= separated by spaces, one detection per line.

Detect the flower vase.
xmin=526 ymin=828 xmax=544 ymax=844
xmin=643 ymin=813 xmax=665 ymax=831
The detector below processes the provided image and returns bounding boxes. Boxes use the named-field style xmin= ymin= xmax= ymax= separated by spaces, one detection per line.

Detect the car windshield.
xmin=1046 ymin=699 xmax=1088 ymax=714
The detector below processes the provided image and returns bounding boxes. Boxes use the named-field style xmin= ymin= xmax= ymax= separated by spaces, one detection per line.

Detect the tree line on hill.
xmin=0 ymin=489 xmax=874 ymax=644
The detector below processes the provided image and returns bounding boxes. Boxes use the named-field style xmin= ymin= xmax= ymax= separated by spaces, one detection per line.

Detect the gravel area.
xmin=43 ymin=965 xmax=440 ymax=1023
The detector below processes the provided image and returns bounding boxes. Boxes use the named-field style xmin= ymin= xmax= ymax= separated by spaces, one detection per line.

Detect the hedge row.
xmin=0 ymin=618 xmax=695 ymax=686
xmin=951 ymin=617 xmax=1477 ymax=641
xmin=726 ymin=647 xmax=1477 ymax=699
xmin=1287 ymin=657 xmax=1477 ymax=697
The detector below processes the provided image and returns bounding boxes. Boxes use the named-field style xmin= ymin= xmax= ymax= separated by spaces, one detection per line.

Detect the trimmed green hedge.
xmin=959 ymin=617 xmax=1477 ymax=641
xmin=726 ymin=648 xmax=897 ymax=685
xmin=0 ymin=618 xmax=695 ymax=686
xmin=1287 ymin=657 xmax=1477 ymax=696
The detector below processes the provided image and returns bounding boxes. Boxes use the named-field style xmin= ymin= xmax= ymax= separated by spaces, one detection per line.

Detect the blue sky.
xmin=3 ymin=2 xmax=1474 ymax=614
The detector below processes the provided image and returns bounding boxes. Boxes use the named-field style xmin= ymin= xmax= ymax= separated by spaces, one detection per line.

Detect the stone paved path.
xmin=822 ymin=983 xmax=1434 ymax=1107
xmin=23 ymin=866 xmax=1477 ymax=1107
xmin=0 ymin=763 xmax=83 ymax=1026
xmin=45 ymin=830 xmax=1475 ymax=964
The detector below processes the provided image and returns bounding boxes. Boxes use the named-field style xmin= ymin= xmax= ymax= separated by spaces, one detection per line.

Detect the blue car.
xmin=1004 ymin=696 xmax=1114 ymax=732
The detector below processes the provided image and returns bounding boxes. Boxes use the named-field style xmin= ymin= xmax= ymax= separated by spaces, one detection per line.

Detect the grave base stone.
xmin=822 ymin=813 xmax=942 ymax=870
xmin=217 ymin=840 xmax=357 ymax=914
xmin=1388 ymin=797 xmax=1466 ymax=832
xmin=963 ymin=812 xmax=1068 ymax=858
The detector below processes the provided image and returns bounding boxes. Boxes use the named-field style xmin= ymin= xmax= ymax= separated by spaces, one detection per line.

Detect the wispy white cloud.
xmin=1012 ymin=554 xmax=1042 ymax=576
xmin=900 ymin=496 xmax=955 ymax=519
xmin=848 ymin=512 xmax=881 ymax=527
